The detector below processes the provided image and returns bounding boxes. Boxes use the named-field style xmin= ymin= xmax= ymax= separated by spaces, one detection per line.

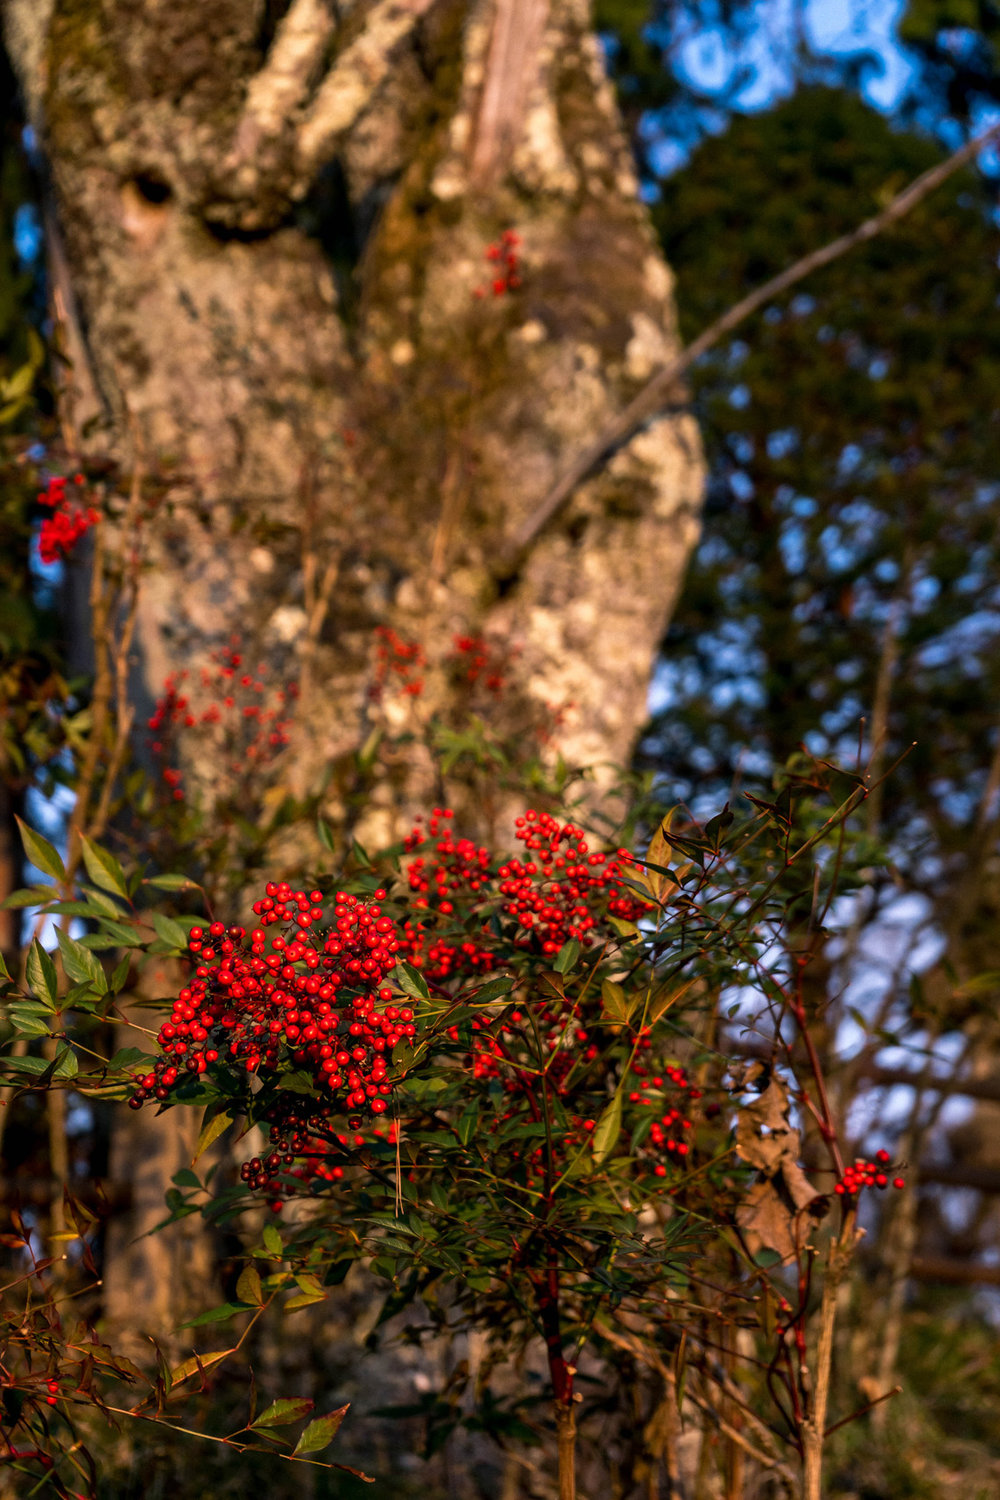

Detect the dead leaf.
xmin=733 ymin=1072 xmax=822 ymax=1263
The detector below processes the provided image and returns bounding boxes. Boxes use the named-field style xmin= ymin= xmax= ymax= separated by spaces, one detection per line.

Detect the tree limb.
xmin=503 ymin=118 xmax=1000 ymax=565
xmin=237 ymin=0 xmax=335 ymax=147
xmin=296 ymin=0 xmax=437 ymax=179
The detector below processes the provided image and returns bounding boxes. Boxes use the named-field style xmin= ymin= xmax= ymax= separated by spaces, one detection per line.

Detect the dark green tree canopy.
xmin=647 ymin=88 xmax=1000 ymax=898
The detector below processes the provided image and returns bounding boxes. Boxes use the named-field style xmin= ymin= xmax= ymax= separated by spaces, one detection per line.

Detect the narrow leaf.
xmin=592 ymin=1092 xmax=623 ymax=1165
xmin=236 ymin=1266 xmax=263 ymax=1306
xmin=56 ymin=929 xmax=107 ymax=991
xmin=293 ymin=1406 xmax=349 ymax=1456
xmin=250 ymin=1397 xmax=314 ymax=1429
xmin=15 ymin=818 xmax=66 ymax=883
xmin=151 ymin=912 xmax=189 ymax=950
xmin=25 ymin=941 xmax=58 ymax=1009
xmin=169 ymin=1348 xmax=233 ymax=1386
xmin=392 ymin=961 xmax=430 ymax=1001
xmin=146 ymin=874 xmax=198 ymax=892
xmin=53 ymin=1045 xmax=79 ymax=1079
xmin=194 ymin=1107 xmax=233 ymax=1162
xmin=79 ymin=837 xmax=128 ymax=898
xmin=553 ymin=938 xmax=581 ymax=974
xmin=600 ymin=979 xmax=630 ymax=1024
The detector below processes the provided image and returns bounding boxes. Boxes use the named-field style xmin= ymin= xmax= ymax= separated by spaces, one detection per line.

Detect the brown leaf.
xmin=733 ymin=1072 xmax=820 ymax=1263
xmin=737 ymin=1176 xmax=811 ymax=1263
xmin=735 ymin=1076 xmax=801 ymax=1174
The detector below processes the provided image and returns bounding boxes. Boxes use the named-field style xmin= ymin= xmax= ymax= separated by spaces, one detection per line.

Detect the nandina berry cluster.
xmin=451 ymin=635 xmax=507 ymax=695
xmin=473 ymin=229 xmax=522 ymax=298
xmin=148 ymin=642 xmax=295 ymax=801
xmin=834 ymin=1150 xmax=905 ymax=1196
xmin=369 ymin=625 xmax=427 ymax=701
xmin=128 ymin=887 xmax=416 ymax=1121
xmin=240 ymin=1101 xmax=401 ymax=1203
xmin=37 ymin=474 xmax=99 ymax=564
xmin=628 ymin=1063 xmax=703 ymax=1176
xmin=400 ymin=807 xmax=651 ymax=980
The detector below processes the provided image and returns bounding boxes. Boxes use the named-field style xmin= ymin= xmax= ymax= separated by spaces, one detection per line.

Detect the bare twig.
xmin=800 ymin=1217 xmax=860 ymax=1500
xmin=865 ymin=587 xmax=906 ymax=837
xmin=505 ymin=120 xmax=1000 ymax=563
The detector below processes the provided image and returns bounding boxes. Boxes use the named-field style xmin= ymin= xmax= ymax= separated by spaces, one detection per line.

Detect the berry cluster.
xmin=37 ymin=474 xmax=99 ymax=565
xmin=473 ymin=230 xmax=522 ymax=298
xmin=370 ymin=626 xmax=426 ymax=702
xmin=128 ymin=887 xmax=415 ymax=1123
xmin=451 ymin=635 xmax=507 ymax=695
xmin=629 ymin=1064 xmax=701 ymax=1176
xmin=148 ymin=642 xmax=295 ymax=802
xmin=240 ymin=1103 xmax=402 ymax=1206
xmin=834 ymin=1150 xmax=905 ymax=1197
xmin=45 ymin=1377 xmax=58 ymax=1408
xmin=400 ymin=807 xmax=651 ymax=980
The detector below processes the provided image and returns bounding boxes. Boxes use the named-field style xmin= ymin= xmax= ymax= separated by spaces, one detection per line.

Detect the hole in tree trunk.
xmin=132 ymin=173 xmax=173 ymax=205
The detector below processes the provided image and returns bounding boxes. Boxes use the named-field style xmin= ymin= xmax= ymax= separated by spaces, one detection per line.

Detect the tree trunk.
xmin=3 ymin=0 xmax=703 ymax=1332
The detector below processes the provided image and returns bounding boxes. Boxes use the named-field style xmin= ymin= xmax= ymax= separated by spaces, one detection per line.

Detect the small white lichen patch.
xmin=624 ymin=312 xmax=668 ymax=382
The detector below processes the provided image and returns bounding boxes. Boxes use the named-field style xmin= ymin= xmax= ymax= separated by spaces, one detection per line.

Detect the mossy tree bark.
xmin=3 ymin=0 xmax=703 ymax=1335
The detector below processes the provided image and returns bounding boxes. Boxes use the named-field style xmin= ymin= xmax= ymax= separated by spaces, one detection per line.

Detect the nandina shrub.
xmin=1 ymin=756 xmax=905 ymax=1498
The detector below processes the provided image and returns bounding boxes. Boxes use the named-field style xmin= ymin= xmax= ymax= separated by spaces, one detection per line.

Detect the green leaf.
xmin=284 ymin=1290 xmax=327 ymax=1311
xmin=82 ymin=919 xmax=144 ymax=949
xmin=236 ymin=1266 xmax=264 ymax=1306
xmin=457 ymin=1104 xmax=480 ymax=1145
xmin=56 ymin=929 xmax=107 ymax=991
xmin=108 ymin=1047 xmax=152 ymax=1070
xmin=262 ymin=1224 xmax=283 ymax=1257
xmin=78 ymin=885 xmax=126 ymax=917
xmin=25 ymin=941 xmax=58 ymax=1009
xmin=53 ymin=1045 xmax=79 ymax=1079
xmin=592 ymin=1092 xmax=623 ymax=1165
xmin=15 ymin=817 xmax=66 ymax=884
xmin=250 ymin=1398 xmax=315 ymax=1430
xmin=601 ymin=979 xmax=631 ymax=1024
xmin=180 ymin=1301 xmax=254 ymax=1328
xmin=0 ymin=952 xmax=9 ymax=984
xmin=293 ymin=1406 xmax=349 ymax=1456
xmin=316 ymin=819 xmax=336 ymax=855
xmin=553 ymin=939 xmax=581 ymax=974
xmin=79 ymin=837 xmax=128 ymax=898
xmin=145 ymin=873 xmax=199 ymax=892
xmin=195 ymin=1107 xmax=233 ymax=1162
xmin=6 ymin=1005 xmax=51 ymax=1037
xmin=471 ymin=976 xmax=515 ymax=1006
xmin=0 ymin=1053 xmax=52 ymax=1076
xmin=0 ymin=886 xmax=55 ymax=910
xmin=392 ymin=961 xmax=430 ymax=1001
xmin=151 ymin=912 xmax=189 ymax=950
xmin=111 ymin=956 xmax=132 ymax=991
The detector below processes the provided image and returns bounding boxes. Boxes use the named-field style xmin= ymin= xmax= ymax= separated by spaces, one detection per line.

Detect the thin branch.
xmin=504 ymin=119 xmax=1000 ymax=563
xmin=865 ymin=586 xmax=906 ymax=837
